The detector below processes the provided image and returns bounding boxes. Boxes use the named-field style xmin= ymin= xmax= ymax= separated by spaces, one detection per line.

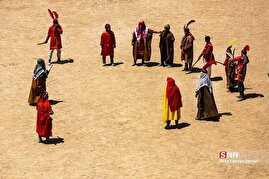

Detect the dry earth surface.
xmin=0 ymin=0 xmax=269 ymax=178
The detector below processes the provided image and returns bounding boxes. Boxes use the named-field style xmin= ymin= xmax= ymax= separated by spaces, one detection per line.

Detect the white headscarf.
xmin=196 ymin=72 xmax=212 ymax=93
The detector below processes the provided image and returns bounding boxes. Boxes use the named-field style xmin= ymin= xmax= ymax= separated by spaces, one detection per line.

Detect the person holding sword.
xmin=39 ymin=9 xmax=63 ymax=64
xmin=197 ymin=36 xmax=215 ymax=77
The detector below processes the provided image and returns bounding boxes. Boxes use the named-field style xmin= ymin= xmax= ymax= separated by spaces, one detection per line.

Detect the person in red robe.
xmin=36 ymin=92 xmax=52 ymax=143
xmin=43 ymin=10 xmax=63 ymax=64
xmin=234 ymin=45 xmax=250 ymax=101
xmin=198 ymin=36 xmax=215 ymax=77
xmin=100 ymin=24 xmax=116 ymax=66
xmin=162 ymin=77 xmax=183 ymax=129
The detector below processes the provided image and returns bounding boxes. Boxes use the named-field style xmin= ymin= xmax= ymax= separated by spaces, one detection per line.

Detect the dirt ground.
xmin=0 ymin=0 xmax=269 ymax=178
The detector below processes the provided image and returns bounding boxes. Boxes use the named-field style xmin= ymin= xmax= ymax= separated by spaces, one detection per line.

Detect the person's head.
xmin=167 ymin=77 xmax=175 ymax=86
xmin=37 ymin=58 xmax=45 ymax=69
xmin=184 ymin=27 xmax=190 ymax=36
xmin=242 ymin=45 xmax=250 ymax=54
xmin=53 ymin=19 xmax=58 ymax=25
xmin=205 ymin=36 xmax=210 ymax=43
xmin=138 ymin=20 xmax=146 ymax=31
xmin=41 ymin=92 xmax=49 ymax=101
xmin=164 ymin=24 xmax=170 ymax=32
xmin=105 ymin=24 xmax=111 ymax=32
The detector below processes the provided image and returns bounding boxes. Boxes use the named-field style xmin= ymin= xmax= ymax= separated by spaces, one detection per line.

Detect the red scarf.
xmin=166 ymin=77 xmax=183 ymax=112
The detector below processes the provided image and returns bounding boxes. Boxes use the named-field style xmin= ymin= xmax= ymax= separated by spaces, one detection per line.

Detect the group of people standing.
xmin=28 ymin=9 xmax=63 ymax=143
xmin=101 ymin=20 xmax=219 ymax=79
xmin=162 ymin=70 xmax=219 ymax=129
xmin=224 ymin=43 xmax=250 ymax=101
xmin=162 ymin=42 xmax=250 ymax=129
xmin=28 ymin=9 xmax=251 ymax=140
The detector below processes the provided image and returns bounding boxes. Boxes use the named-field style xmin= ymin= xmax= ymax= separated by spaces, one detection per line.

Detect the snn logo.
xmin=219 ymin=151 xmax=239 ymax=159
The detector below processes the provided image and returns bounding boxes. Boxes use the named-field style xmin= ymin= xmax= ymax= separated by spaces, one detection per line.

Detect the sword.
xmin=186 ymin=57 xmax=201 ymax=74
xmin=47 ymin=64 xmax=53 ymax=72
xmin=37 ymin=42 xmax=46 ymax=45
xmin=215 ymin=61 xmax=225 ymax=65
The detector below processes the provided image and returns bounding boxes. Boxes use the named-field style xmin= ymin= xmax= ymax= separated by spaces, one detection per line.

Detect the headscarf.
xmin=33 ymin=58 xmax=46 ymax=80
xmin=166 ymin=77 xmax=183 ymax=112
xmin=105 ymin=24 xmax=111 ymax=30
xmin=196 ymin=72 xmax=212 ymax=93
xmin=243 ymin=45 xmax=250 ymax=52
xmin=135 ymin=20 xmax=147 ymax=42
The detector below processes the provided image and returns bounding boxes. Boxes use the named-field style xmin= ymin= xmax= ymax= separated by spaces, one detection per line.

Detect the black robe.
xmin=159 ymin=31 xmax=175 ymax=65
xmin=196 ymin=86 xmax=219 ymax=120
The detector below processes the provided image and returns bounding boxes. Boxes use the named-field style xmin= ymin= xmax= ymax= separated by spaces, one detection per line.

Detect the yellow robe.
xmin=162 ymin=88 xmax=181 ymax=123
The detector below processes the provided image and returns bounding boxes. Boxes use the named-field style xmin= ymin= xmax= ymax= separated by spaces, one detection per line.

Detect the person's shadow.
xmin=44 ymin=136 xmax=64 ymax=145
xmin=172 ymin=63 xmax=183 ymax=68
xmin=145 ymin=62 xmax=159 ymax=67
xmin=189 ymin=67 xmax=201 ymax=73
xmin=51 ymin=58 xmax=74 ymax=65
xmin=244 ymin=93 xmax=264 ymax=99
xmin=113 ymin=62 xmax=124 ymax=66
xmin=166 ymin=122 xmax=191 ymax=130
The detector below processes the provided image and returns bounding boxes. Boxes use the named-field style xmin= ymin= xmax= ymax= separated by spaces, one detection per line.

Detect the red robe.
xmin=234 ymin=55 xmax=248 ymax=82
xmin=100 ymin=31 xmax=116 ymax=57
xmin=166 ymin=77 xmax=183 ymax=112
xmin=36 ymin=98 xmax=52 ymax=137
xmin=48 ymin=24 xmax=63 ymax=50
xmin=201 ymin=42 xmax=215 ymax=62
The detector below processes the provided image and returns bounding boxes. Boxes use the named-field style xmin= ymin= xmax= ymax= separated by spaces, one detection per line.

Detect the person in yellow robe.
xmin=28 ymin=58 xmax=52 ymax=105
xmin=162 ymin=77 xmax=183 ymax=129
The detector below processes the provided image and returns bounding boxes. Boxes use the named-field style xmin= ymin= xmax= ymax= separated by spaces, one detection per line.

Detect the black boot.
xmin=142 ymin=58 xmax=147 ymax=66
xmin=238 ymin=91 xmax=245 ymax=101
xmin=45 ymin=137 xmax=50 ymax=144
xmin=38 ymin=135 xmax=42 ymax=143
xmin=237 ymin=82 xmax=245 ymax=101
xmin=102 ymin=57 xmax=106 ymax=66
xmin=165 ymin=120 xmax=171 ymax=129
xmin=175 ymin=120 xmax=179 ymax=128
xmin=110 ymin=56 xmax=115 ymax=66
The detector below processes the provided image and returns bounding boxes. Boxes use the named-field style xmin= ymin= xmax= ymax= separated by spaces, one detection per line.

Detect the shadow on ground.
xmin=165 ymin=122 xmax=191 ymax=130
xmin=51 ymin=58 xmax=74 ymax=65
xmin=43 ymin=136 xmax=64 ymax=145
xmin=244 ymin=93 xmax=264 ymax=99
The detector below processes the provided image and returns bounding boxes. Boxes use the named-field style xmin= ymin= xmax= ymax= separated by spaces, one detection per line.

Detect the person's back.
xmin=36 ymin=92 xmax=52 ymax=143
